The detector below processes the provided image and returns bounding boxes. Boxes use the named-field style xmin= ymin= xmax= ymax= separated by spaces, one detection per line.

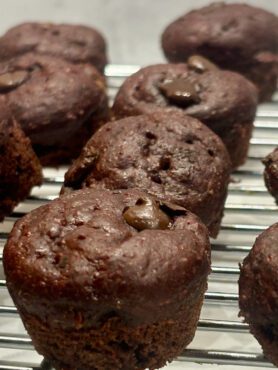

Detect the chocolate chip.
xmin=188 ymin=55 xmax=219 ymax=73
xmin=159 ymin=78 xmax=200 ymax=107
xmin=0 ymin=70 xmax=29 ymax=92
xmin=123 ymin=197 xmax=170 ymax=231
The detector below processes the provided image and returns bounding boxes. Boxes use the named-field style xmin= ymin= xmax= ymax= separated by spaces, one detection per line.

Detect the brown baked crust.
xmin=0 ymin=107 xmax=42 ymax=221
xmin=0 ymin=22 xmax=108 ymax=73
xmin=239 ymin=223 xmax=278 ymax=367
xmin=4 ymin=187 xmax=210 ymax=369
xmin=263 ymin=148 xmax=278 ymax=204
xmin=63 ymin=111 xmax=231 ymax=237
xmin=20 ymin=287 xmax=205 ymax=370
xmin=0 ymin=53 xmax=109 ymax=165
xmin=161 ymin=3 xmax=278 ymax=101
xmin=112 ymin=63 xmax=258 ymax=168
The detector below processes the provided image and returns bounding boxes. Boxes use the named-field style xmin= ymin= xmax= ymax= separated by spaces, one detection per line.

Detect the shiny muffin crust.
xmin=239 ymin=223 xmax=278 ymax=367
xmin=4 ymin=187 xmax=210 ymax=370
xmin=0 ymin=105 xmax=42 ymax=221
xmin=0 ymin=22 xmax=108 ymax=73
xmin=0 ymin=53 xmax=109 ymax=165
xmin=161 ymin=2 xmax=278 ymax=101
xmin=63 ymin=110 xmax=231 ymax=237
xmin=113 ymin=60 xmax=258 ymax=168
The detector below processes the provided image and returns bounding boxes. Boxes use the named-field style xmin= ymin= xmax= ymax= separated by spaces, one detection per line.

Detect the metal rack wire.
xmin=0 ymin=64 xmax=277 ymax=369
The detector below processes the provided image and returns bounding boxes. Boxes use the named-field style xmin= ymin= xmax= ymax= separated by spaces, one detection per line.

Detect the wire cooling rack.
xmin=0 ymin=64 xmax=277 ymax=370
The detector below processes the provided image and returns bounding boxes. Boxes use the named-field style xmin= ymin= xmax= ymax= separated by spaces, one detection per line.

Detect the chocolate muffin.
xmin=263 ymin=148 xmax=278 ymax=204
xmin=239 ymin=223 xmax=278 ymax=367
xmin=63 ymin=111 xmax=231 ymax=237
xmin=0 ymin=53 xmax=109 ymax=165
xmin=3 ymin=187 xmax=211 ymax=370
xmin=0 ymin=22 xmax=108 ymax=73
xmin=162 ymin=3 xmax=278 ymax=101
xmin=113 ymin=61 xmax=258 ymax=168
xmin=0 ymin=106 xmax=42 ymax=221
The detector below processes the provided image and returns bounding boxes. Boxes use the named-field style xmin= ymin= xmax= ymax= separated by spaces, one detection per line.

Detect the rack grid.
xmin=0 ymin=64 xmax=277 ymax=369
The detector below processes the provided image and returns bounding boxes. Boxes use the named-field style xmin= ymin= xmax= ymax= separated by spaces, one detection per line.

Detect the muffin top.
xmin=239 ymin=223 xmax=278 ymax=325
xmin=0 ymin=22 xmax=108 ymax=72
xmin=113 ymin=62 xmax=258 ymax=130
xmin=63 ymin=111 xmax=231 ymax=235
xmin=162 ymin=3 xmax=278 ymax=67
xmin=4 ymin=187 xmax=210 ymax=328
xmin=0 ymin=53 xmax=107 ymax=148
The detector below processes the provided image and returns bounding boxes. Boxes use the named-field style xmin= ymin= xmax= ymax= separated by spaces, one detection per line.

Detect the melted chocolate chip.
xmin=159 ymin=78 xmax=200 ymax=107
xmin=188 ymin=55 xmax=219 ymax=73
xmin=123 ymin=197 xmax=170 ymax=231
xmin=0 ymin=70 xmax=29 ymax=92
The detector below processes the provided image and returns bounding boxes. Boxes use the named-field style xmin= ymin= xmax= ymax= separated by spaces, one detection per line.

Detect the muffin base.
xmin=36 ymin=115 xmax=109 ymax=166
xmin=215 ymin=121 xmax=254 ymax=169
xmin=240 ymin=59 xmax=277 ymax=103
xmin=246 ymin=322 xmax=278 ymax=367
xmin=17 ymin=285 xmax=206 ymax=370
xmin=263 ymin=151 xmax=278 ymax=205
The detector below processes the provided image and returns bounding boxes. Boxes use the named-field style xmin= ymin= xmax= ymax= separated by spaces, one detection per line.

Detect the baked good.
xmin=161 ymin=3 xmax=278 ymax=101
xmin=0 ymin=22 xmax=108 ymax=73
xmin=0 ymin=106 xmax=42 ymax=221
xmin=63 ymin=111 xmax=231 ymax=237
xmin=239 ymin=223 xmax=278 ymax=367
xmin=113 ymin=61 xmax=258 ymax=168
xmin=0 ymin=53 xmax=109 ymax=165
xmin=3 ymin=187 xmax=211 ymax=370
xmin=263 ymin=148 xmax=278 ymax=203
